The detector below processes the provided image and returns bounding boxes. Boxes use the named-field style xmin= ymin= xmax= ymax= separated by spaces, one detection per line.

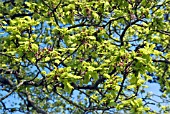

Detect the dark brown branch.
xmin=55 ymin=43 xmax=82 ymax=67
xmin=68 ymin=23 xmax=86 ymax=30
xmin=78 ymin=89 xmax=99 ymax=107
xmin=0 ymin=76 xmax=13 ymax=87
xmin=114 ymin=61 xmax=133 ymax=102
xmin=0 ymin=80 xmax=26 ymax=102
xmin=72 ymin=67 xmax=117 ymax=90
xmin=152 ymin=30 xmax=170 ymax=36
xmin=120 ymin=19 xmax=139 ymax=46
xmin=73 ymin=84 xmax=97 ymax=90
xmin=26 ymin=93 xmax=47 ymax=114
xmin=72 ymin=77 xmax=106 ymax=90
xmin=0 ymin=52 xmax=14 ymax=58
xmin=3 ymin=0 xmax=15 ymax=6
xmin=103 ymin=16 xmax=124 ymax=27
xmin=68 ymin=22 xmax=101 ymax=30
xmin=51 ymin=0 xmax=62 ymax=13
xmin=11 ymin=13 xmax=33 ymax=19
xmin=152 ymin=59 xmax=170 ymax=64
xmin=56 ymin=92 xmax=86 ymax=111
xmin=42 ymin=0 xmax=62 ymax=26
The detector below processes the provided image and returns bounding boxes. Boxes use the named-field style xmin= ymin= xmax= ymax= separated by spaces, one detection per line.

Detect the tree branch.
xmin=11 ymin=13 xmax=33 ymax=19
xmin=114 ymin=61 xmax=133 ymax=102
xmin=120 ymin=19 xmax=139 ymax=46
xmin=152 ymin=59 xmax=170 ymax=64
xmin=25 ymin=93 xmax=47 ymax=114
xmin=0 ymin=80 xmax=26 ymax=102
xmin=56 ymin=92 xmax=86 ymax=111
xmin=0 ymin=76 xmax=14 ymax=87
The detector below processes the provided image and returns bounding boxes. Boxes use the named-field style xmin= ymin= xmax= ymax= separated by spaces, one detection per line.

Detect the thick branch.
xmin=26 ymin=93 xmax=47 ymax=114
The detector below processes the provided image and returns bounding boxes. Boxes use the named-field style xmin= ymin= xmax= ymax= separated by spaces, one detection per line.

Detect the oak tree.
xmin=0 ymin=0 xmax=170 ymax=113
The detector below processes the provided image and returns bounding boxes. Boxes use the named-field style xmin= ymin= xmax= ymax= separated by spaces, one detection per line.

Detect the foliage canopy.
xmin=0 ymin=0 xmax=170 ymax=113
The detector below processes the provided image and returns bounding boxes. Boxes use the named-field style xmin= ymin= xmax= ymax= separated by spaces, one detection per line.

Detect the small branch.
xmin=120 ymin=19 xmax=139 ymax=46
xmin=3 ymin=0 xmax=15 ymax=6
xmin=68 ymin=22 xmax=86 ymax=30
xmin=11 ymin=13 xmax=33 ymax=19
xmin=152 ymin=59 xmax=170 ymax=64
xmin=103 ymin=16 xmax=124 ymax=27
xmin=51 ymin=0 xmax=62 ymax=13
xmin=73 ymin=84 xmax=97 ymax=90
xmin=42 ymin=0 xmax=62 ymax=26
xmin=68 ymin=23 xmax=101 ymax=30
xmin=0 ymin=80 xmax=26 ymax=102
xmin=72 ymin=77 xmax=106 ymax=90
xmin=114 ymin=61 xmax=133 ymax=102
xmin=152 ymin=30 xmax=170 ymax=36
xmin=78 ymin=89 xmax=99 ymax=106
xmin=55 ymin=43 xmax=82 ymax=67
xmin=0 ymin=101 xmax=7 ymax=110
xmin=0 ymin=52 xmax=14 ymax=58
xmin=26 ymin=93 xmax=47 ymax=114
xmin=56 ymin=92 xmax=86 ymax=111
xmin=0 ymin=76 xmax=14 ymax=87
xmin=73 ymin=67 xmax=116 ymax=90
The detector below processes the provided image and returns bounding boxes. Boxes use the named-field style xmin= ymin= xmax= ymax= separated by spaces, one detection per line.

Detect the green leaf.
xmin=31 ymin=44 xmax=39 ymax=52
xmin=137 ymin=79 xmax=145 ymax=86
xmin=134 ymin=57 xmax=146 ymax=61
xmin=25 ymin=2 xmax=31 ymax=7
xmin=64 ymin=82 xmax=73 ymax=94
xmin=31 ymin=58 xmax=36 ymax=63
xmin=130 ymin=76 xmax=137 ymax=84
xmin=108 ymin=100 xmax=117 ymax=107
xmin=92 ymin=12 xmax=99 ymax=20
xmin=66 ymin=73 xmax=82 ymax=79
xmin=103 ymin=73 xmax=110 ymax=79
xmin=84 ymin=72 xmax=91 ymax=84
xmin=127 ymin=85 xmax=136 ymax=89
xmin=45 ymin=57 xmax=50 ymax=61
xmin=41 ymin=71 xmax=46 ymax=75
xmin=88 ymin=36 xmax=96 ymax=40
xmin=88 ymin=66 xmax=95 ymax=71
xmin=91 ymin=71 xmax=98 ymax=80
xmin=55 ymin=59 xmax=60 ymax=64
xmin=1 ymin=0 xmax=169 ymax=112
